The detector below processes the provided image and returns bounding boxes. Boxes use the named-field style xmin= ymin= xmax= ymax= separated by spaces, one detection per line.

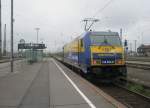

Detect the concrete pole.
xmin=3 ymin=24 xmax=6 ymax=56
xmin=120 ymin=28 xmax=122 ymax=43
xmin=134 ymin=40 xmax=137 ymax=53
xmin=141 ymin=32 xmax=143 ymax=45
xmin=130 ymin=43 xmax=132 ymax=52
xmin=37 ymin=29 xmax=39 ymax=43
xmin=35 ymin=28 xmax=40 ymax=43
xmin=11 ymin=0 xmax=14 ymax=72
xmin=0 ymin=0 xmax=2 ymax=58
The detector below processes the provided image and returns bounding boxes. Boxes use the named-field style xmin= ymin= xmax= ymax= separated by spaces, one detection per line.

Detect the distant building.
xmin=137 ymin=44 xmax=150 ymax=56
xmin=128 ymin=51 xmax=137 ymax=56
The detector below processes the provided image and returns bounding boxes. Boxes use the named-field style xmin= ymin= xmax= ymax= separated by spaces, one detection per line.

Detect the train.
xmin=62 ymin=31 xmax=127 ymax=80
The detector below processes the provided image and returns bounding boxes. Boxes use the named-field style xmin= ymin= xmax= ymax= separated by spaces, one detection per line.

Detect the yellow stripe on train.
xmin=90 ymin=46 xmax=124 ymax=53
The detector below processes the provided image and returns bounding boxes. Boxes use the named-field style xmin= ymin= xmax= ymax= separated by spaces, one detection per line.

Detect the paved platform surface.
xmin=0 ymin=59 xmax=119 ymax=108
xmin=0 ymin=60 xmax=25 ymax=77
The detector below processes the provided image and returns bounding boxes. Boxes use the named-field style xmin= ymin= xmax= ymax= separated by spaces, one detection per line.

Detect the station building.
xmin=137 ymin=44 xmax=150 ymax=56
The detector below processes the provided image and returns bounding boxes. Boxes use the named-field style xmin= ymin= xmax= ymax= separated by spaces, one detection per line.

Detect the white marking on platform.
xmin=52 ymin=59 xmax=96 ymax=108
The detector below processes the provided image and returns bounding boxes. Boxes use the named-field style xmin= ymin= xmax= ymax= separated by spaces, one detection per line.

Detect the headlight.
xmin=92 ymin=60 xmax=101 ymax=64
xmin=116 ymin=59 xmax=124 ymax=64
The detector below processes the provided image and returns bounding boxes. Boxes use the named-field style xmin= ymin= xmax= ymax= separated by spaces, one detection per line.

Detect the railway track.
xmin=127 ymin=57 xmax=150 ymax=62
xmin=96 ymin=83 xmax=150 ymax=108
xmin=126 ymin=57 xmax=150 ymax=70
xmin=55 ymin=57 xmax=150 ymax=108
xmin=126 ymin=61 xmax=150 ymax=70
xmin=89 ymin=77 xmax=150 ymax=108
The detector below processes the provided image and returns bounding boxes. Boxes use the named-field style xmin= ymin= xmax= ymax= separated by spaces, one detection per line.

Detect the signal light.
xmin=124 ymin=40 xmax=128 ymax=47
xmin=93 ymin=60 xmax=97 ymax=64
xmin=116 ymin=60 xmax=123 ymax=64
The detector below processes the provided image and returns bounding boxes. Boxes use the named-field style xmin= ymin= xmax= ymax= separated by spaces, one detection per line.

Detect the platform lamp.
xmin=35 ymin=28 xmax=40 ymax=43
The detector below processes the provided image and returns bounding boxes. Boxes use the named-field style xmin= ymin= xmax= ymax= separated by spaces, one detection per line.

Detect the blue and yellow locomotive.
xmin=63 ymin=31 xmax=127 ymax=79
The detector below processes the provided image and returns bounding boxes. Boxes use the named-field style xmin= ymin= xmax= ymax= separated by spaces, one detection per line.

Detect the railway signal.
xmin=124 ymin=39 xmax=128 ymax=47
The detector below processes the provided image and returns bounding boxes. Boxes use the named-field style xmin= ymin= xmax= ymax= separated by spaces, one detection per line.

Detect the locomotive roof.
xmin=78 ymin=31 xmax=119 ymax=39
xmin=63 ymin=31 xmax=119 ymax=47
xmin=89 ymin=31 xmax=119 ymax=36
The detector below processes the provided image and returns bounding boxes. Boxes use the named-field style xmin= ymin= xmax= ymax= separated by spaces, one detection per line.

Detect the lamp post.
xmin=0 ymin=0 xmax=2 ymax=58
xmin=10 ymin=0 xmax=14 ymax=72
xmin=3 ymin=24 xmax=6 ymax=56
xmin=35 ymin=28 xmax=40 ymax=43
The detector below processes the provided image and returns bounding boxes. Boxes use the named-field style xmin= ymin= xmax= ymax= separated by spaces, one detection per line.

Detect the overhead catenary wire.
xmin=93 ymin=0 xmax=115 ymax=18
xmin=82 ymin=0 xmax=115 ymax=31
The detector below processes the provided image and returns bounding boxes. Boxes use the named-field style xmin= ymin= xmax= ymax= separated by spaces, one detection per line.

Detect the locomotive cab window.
xmin=80 ymin=39 xmax=83 ymax=47
xmin=90 ymin=35 xmax=121 ymax=46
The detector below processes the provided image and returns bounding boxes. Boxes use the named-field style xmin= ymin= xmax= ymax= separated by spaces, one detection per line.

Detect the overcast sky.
xmin=2 ymin=0 xmax=150 ymax=52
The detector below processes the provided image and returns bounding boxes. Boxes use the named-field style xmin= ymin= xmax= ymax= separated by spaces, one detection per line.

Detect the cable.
xmin=93 ymin=0 xmax=115 ymax=18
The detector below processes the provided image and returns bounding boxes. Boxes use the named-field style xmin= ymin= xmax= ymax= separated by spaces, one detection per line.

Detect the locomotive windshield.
xmin=90 ymin=35 xmax=121 ymax=46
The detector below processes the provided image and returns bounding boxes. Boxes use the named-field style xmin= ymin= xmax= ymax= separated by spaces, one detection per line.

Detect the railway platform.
xmin=0 ymin=58 xmax=126 ymax=108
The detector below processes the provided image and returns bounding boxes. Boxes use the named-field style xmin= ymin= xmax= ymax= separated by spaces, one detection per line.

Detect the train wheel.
xmin=85 ymin=73 xmax=93 ymax=81
xmin=79 ymin=70 xmax=86 ymax=78
xmin=118 ymin=66 xmax=127 ymax=85
xmin=120 ymin=66 xmax=127 ymax=78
